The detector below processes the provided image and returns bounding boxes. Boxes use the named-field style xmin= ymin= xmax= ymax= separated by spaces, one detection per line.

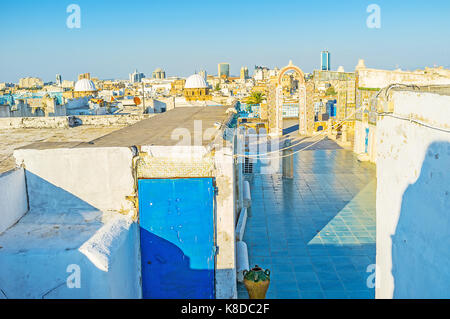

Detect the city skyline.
xmin=1 ymin=0 xmax=450 ymax=83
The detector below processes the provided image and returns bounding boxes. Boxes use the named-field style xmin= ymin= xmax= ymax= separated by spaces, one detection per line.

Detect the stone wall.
xmin=0 ymin=114 xmax=153 ymax=129
xmin=305 ymin=81 xmax=316 ymax=134
xmin=357 ymin=68 xmax=450 ymax=89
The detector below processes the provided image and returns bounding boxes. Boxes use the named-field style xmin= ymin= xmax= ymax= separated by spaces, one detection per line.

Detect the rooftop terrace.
xmin=0 ymin=126 xmax=120 ymax=173
xmin=80 ymin=105 xmax=232 ymax=148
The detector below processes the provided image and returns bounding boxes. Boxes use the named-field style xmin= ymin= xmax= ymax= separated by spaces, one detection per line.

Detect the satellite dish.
xmin=134 ymin=96 xmax=141 ymax=105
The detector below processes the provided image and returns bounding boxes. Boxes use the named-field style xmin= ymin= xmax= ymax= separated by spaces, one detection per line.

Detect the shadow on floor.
xmin=241 ymin=144 xmax=376 ymax=299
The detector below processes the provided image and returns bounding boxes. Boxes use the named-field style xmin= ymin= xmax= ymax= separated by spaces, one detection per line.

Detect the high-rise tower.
xmin=321 ymin=51 xmax=330 ymax=71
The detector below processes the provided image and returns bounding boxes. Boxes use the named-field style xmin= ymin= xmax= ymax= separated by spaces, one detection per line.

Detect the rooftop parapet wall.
xmin=0 ymin=212 xmax=141 ymax=298
xmin=388 ymin=90 xmax=450 ymax=129
xmin=357 ymin=68 xmax=450 ymax=89
xmin=0 ymin=117 xmax=70 ymax=129
xmin=14 ymin=147 xmax=136 ymax=215
xmin=0 ymin=114 xmax=154 ymax=129
xmin=2 ymin=147 xmax=141 ymax=298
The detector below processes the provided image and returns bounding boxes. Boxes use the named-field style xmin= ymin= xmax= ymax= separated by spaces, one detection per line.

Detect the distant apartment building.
xmin=152 ymin=68 xmax=166 ymax=79
xmin=254 ymin=66 xmax=269 ymax=81
xmin=199 ymin=70 xmax=207 ymax=82
xmin=218 ymin=63 xmax=230 ymax=78
xmin=18 ymin=77 xmax=44 ymax=89
xmin=129 ymin=69 xmax=145 ymax=83
xmin=240 ymin=67 xmax=249 ymax=80
xmin=56 ymin=74 xmax=62 ymax=86
xmin=321 ymin=51 xmax=330 ymax=71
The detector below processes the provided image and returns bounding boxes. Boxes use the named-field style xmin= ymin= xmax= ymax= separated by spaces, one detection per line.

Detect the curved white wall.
xmin=0 ymin=168 xmax=28 ymax=234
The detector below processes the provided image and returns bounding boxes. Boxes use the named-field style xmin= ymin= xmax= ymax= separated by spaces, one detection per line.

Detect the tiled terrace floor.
xmin=238 ymin=139 xmax=377 ymax=299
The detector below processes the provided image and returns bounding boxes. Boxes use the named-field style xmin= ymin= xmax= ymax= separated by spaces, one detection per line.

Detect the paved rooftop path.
xmin=238 ymin=137 xmax=377 ymax=299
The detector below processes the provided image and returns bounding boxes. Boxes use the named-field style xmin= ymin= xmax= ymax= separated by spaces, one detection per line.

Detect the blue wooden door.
xmin=139 ymin=178 xmax=215 ymax=299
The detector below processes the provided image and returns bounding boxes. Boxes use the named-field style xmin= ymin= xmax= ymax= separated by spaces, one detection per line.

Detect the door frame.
xmin=137 ymin=177 xmax=218 ymax=298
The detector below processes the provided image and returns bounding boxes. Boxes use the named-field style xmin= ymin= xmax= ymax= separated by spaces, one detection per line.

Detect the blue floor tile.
xmin=324 ymin=290 xmax=349 ymax=299
xmin=341 ymin=279 xmax=371 ymax=291
xmin=277 ymin=290 xmax=301 ymax=299
xmin=295 ymin=271 xmax=319 ymax=282
xmin=300 ymin=291 xmax=325 ymax=299
xmin=316 ymin=271 xmax=340 ymax=281
xmin=297 ymin=280 xmax=322 ymax=291
xmin=347 ymin=290 xmax=374 ymax=299
xmin=293 ymin=264 xmax=315 ymax=272
xmin=319 ymin=280 xmax=345 ymax=291
xmin=243 ymin=145 xmax=376 ymax=300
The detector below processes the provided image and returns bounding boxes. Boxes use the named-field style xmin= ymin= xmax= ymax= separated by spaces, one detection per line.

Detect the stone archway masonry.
xmin=264 ymin=61 xmax=314 ymax=136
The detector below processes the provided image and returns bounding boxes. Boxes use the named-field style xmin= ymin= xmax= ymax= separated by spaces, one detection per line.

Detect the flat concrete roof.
xmin=0 ymin=127 xmax=120 ymax=173
xmin=78 ymin=106 xmax=232 ymax=148
xmin=11 ymin=106 xmax=233 ymax=159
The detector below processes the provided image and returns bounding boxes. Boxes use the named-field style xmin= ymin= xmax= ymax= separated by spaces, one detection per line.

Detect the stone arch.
xmin=277 ymin=61 xmax=305 ymax=87
xmin=266 ymin=60 xmax=308 ymax=136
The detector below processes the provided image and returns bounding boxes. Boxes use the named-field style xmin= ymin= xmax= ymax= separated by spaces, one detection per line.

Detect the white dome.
xmin=74 ymin=79 xmax=97 ymax=92
xmin=184 ymin=74 xmax=208 ymax=89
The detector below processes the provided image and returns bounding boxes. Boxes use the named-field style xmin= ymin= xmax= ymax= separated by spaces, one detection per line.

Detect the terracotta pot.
xmin=243 ymin=265 xmax=271 ymax=299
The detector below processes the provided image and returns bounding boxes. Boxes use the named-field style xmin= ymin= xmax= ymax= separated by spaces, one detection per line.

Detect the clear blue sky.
xmin=1 ymin=0 xmax=449 ymax=82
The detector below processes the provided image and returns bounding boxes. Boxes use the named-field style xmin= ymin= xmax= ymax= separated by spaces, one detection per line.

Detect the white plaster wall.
xmin=1 ymin=147 xmax=141 ymax=299
xmin=376 ymin=91 xmax=450 ymax=298
xmin=214 ymin=147 xmax=237 ymax=299
xmin=0 ymin=168 xmax=28 ymax=234
xmin=0 ymin=214 xmax=141 ymax=299
xmin=14 ymin=147 xmax=135 ymax=214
